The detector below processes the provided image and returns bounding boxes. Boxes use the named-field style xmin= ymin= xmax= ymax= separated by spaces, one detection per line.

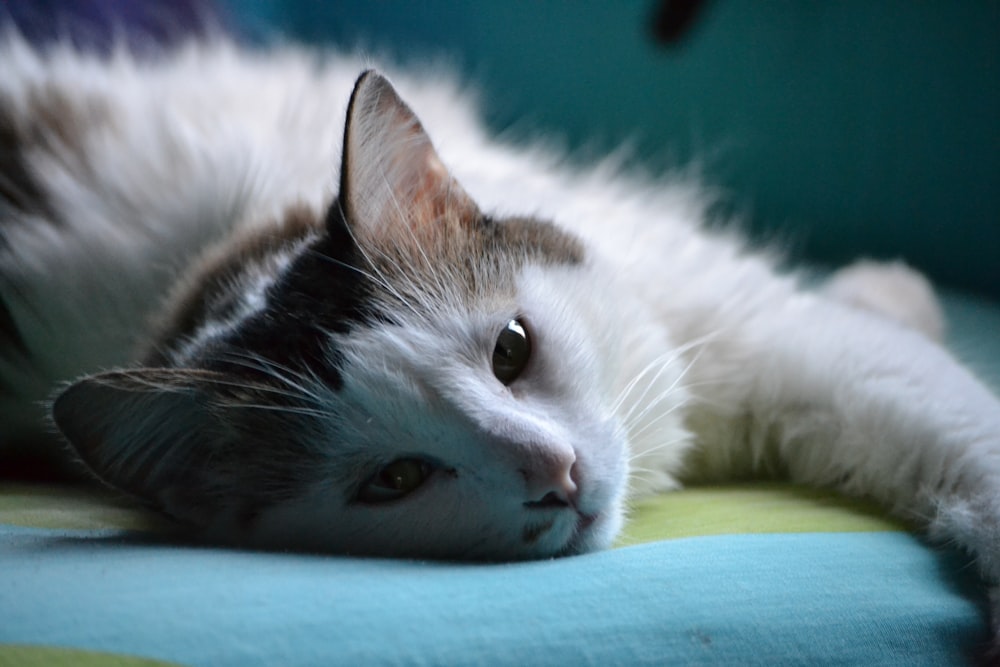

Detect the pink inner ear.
xmin=341 ymin=71 xmax=479 ymax=239
xmin=419 ymin=152 xmax=452 ymax=202
xmin=408 ymin=152 xmax=476 ymax=230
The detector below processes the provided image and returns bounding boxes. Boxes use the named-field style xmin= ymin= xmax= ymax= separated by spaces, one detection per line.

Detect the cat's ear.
xmin=52 ymin=368 xmax=236 ymax=525
xmin=339 ymin=70 xmax=479 ymax=239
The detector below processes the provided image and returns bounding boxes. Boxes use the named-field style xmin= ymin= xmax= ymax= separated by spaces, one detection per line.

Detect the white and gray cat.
xmin=2 ymin=35 xmax=999 ymax=645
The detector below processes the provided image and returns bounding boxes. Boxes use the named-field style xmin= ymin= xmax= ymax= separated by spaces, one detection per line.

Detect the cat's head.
xmin=52 ymin=71 xmax=631 ymax=559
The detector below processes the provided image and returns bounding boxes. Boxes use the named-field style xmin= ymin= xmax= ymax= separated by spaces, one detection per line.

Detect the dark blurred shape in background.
xmin=0 ymin=0 xmax=230 ymax=52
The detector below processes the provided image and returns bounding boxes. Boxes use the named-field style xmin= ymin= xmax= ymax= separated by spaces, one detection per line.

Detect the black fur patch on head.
xmin=200 ymin=201 xmax=376 ymax=392
xmin=145 ymin=205 xmax=319 ymax=364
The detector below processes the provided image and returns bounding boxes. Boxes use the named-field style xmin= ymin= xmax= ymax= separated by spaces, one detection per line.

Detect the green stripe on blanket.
xmin=616 ymin=483 xmax=907 ymax=547
xmin=0 ymin=483 xmax=164 ymax=532
xmin=0 ymin=644 xmax=184 ymax=667
xmin=1 ymin=481 xmax=905 ymax=547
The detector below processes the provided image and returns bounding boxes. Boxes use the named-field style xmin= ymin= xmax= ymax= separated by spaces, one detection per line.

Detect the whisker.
xmin=626 ymin=466 xmax=671 ymax=479
xmin=201 ymin=377 xmax=313 ymax=403
xmin=620 ymin=344 xmax=702 ymax=428
xmin=216 ymin=351 xmax=326 ymax=404
xmin=623 ymin=376 xmax=732 ymax=441
xmin=625 ymin=403 xmax=690 ymax=446
xmin=231 ymin=403 xmax=330 ymax=419
xmin=610 ymin=348 xmax=685 ymax=415
xmin=627 ymin=433 xmax=692 ymax=463
xmin=614 ymin=330 xmax=722 ymax=424
xmin=304 ymin=248 xmax=389 ymax=291
xmin=611 ymin=341 xmax=707 ymax=412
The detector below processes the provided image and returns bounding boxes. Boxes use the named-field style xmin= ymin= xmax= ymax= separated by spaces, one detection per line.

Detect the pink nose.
xmin=522 ymin=448 xmax=578 ymax=508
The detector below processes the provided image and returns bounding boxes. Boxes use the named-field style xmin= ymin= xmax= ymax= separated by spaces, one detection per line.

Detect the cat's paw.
xmin=824 ymin=260 xmax=944 ymax=342
xmin=929 ymin=491 xmax=1000 ymax=661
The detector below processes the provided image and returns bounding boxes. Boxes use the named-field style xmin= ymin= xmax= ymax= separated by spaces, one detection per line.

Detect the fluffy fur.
xmin=1 ymin=34 xmax=999 ymax=648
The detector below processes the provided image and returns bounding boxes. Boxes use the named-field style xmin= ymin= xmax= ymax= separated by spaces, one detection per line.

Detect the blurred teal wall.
xmin=233 ymin=1 xmax=999 ymax=298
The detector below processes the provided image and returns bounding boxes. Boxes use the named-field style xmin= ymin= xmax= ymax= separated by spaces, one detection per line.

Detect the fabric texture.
xmin=0 ymin=524 xmax=986 ymax=667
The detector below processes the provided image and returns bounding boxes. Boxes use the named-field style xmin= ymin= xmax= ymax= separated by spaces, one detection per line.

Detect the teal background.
xmin=231 ymin=1 xmax=999 ymax=298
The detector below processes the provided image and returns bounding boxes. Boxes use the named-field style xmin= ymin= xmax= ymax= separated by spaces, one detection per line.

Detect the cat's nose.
xmin=522 ymin=450 xmax=578 ymax=509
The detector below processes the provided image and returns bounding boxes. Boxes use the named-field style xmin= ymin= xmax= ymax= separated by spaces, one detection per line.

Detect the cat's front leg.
xmin=685 ymin=294 xmax=1000 ymax=651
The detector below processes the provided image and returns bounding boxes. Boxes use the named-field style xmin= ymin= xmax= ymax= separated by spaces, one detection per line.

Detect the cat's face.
xmin=52 ymin=71 xmax=630 ymax=559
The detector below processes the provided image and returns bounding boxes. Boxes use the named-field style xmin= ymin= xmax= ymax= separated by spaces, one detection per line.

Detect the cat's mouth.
xmin=576 ymin=513 xmax=597 ymax=532
xmin=523 ymin=492 xmax=572 ymax=510
xmin=520 ymin=507 xmax=600 ymax=556
xmin=558 ymin=511 xmax=603 ymax=556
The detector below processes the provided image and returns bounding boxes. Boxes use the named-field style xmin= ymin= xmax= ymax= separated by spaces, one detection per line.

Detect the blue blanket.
xmin=0 ymin=522 xmax=986 ymax=666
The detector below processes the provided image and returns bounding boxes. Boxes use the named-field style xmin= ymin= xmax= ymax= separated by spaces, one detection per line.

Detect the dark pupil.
xmin=492 ymin=319 xmax=530 ymax=385
xmin=380 ymin=460 xmax=425 ymax=491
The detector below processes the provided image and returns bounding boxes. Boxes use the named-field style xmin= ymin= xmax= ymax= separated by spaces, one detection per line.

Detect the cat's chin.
xmin=555 ymin=509 xmax=620 ymax=557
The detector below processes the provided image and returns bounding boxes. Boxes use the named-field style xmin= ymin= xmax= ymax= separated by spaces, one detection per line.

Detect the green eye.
xmin=358 ymin=458 xmax=432 ymax=504
xmin=492 ymin=319 xmax=531 ymax=386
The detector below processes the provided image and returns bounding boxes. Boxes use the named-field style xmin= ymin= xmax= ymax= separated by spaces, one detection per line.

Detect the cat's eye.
xmin=492 ymin=319 xmax=531 ymax=386
xmin=357 ymin=458 xmax=433 ymax=504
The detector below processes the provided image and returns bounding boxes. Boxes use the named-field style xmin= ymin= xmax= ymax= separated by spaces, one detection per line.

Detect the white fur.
xmin=2 ymin=35 xmax=1000 ymax=640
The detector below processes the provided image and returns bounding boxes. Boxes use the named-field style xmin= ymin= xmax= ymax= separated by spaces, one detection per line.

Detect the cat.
xmin=2 ymin=34 xmax=999 ymax=647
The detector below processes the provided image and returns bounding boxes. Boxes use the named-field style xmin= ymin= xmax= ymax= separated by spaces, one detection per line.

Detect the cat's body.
xmin=2 ymin=35 xmax=1000 ymax=647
